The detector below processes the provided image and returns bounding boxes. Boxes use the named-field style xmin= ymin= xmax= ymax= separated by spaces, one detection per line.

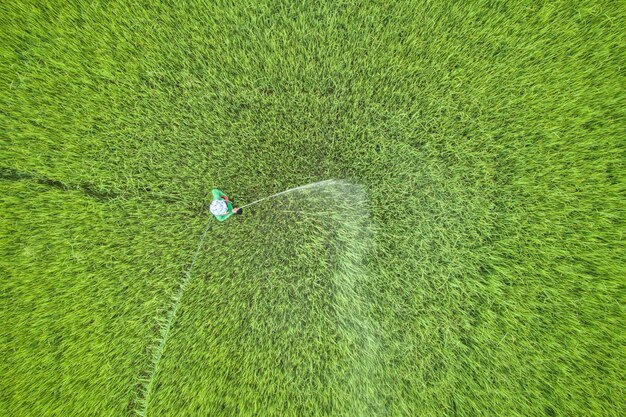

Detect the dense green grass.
xmin=1 ymin=1 xmax=624 ymax=416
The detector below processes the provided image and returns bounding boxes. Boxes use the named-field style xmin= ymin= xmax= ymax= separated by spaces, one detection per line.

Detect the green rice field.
xmin=1 ymin=1 xmax=624 ymax=416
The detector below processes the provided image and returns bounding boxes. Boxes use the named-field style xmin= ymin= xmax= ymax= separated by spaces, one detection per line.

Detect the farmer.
xmin=209 ymin=188 xmax=242 ymax=221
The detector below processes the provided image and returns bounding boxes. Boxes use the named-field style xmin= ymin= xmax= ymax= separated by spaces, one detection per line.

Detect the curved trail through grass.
xmin=133 ymin=221 xmax=212 ymax=417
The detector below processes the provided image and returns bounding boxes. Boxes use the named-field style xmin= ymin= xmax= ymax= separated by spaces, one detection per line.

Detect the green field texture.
xmin=1 ymin=1 xmax=624 ymax=416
